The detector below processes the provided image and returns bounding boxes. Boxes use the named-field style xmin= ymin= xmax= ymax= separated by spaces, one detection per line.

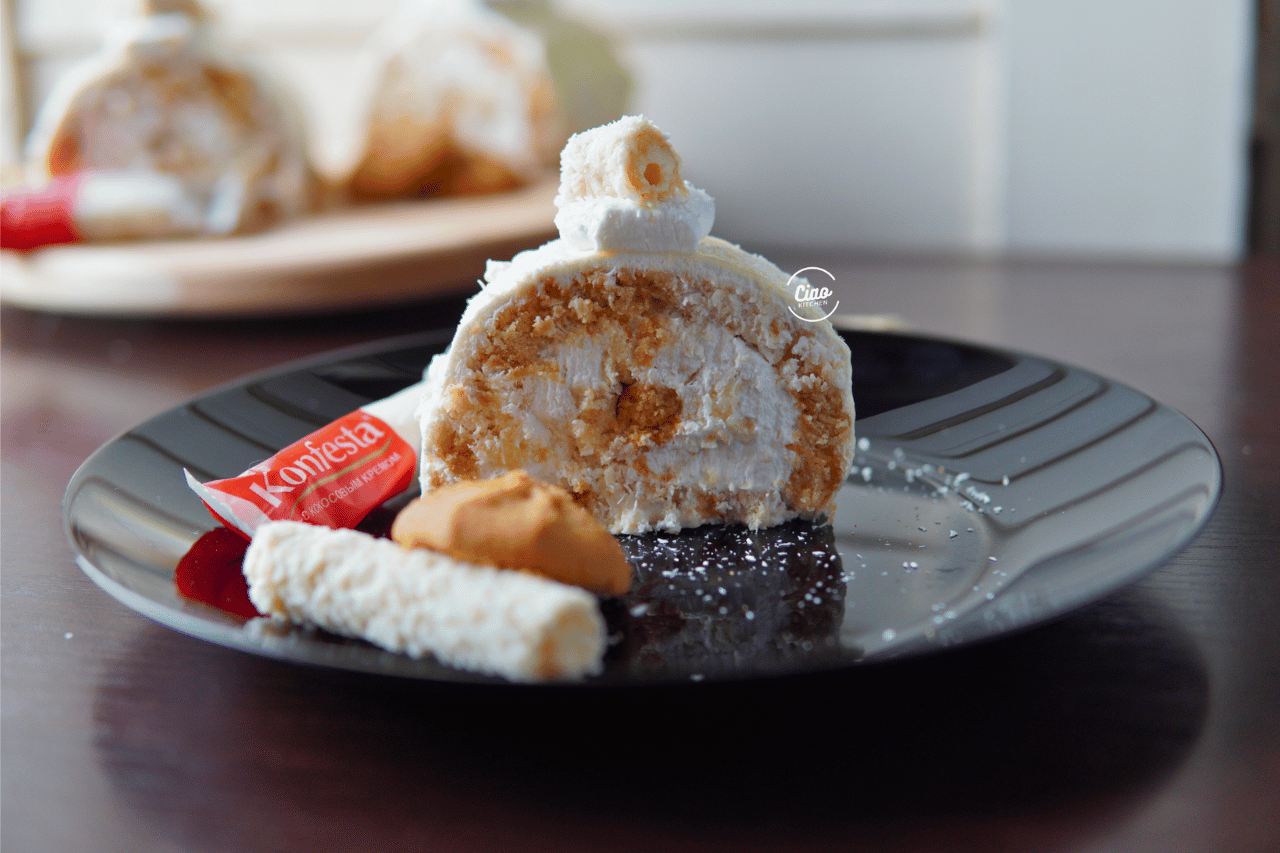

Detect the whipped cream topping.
xmin=553 ymin=115 xmax=714 ymax=254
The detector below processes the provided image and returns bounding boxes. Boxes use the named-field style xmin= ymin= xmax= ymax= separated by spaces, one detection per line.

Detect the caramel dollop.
xmin=391 ymin=470 xmax=631 ymax=594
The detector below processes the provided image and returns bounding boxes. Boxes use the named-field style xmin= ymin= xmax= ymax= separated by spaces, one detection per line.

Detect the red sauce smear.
xmin=174 ymin=528 xmax=260 ymax=619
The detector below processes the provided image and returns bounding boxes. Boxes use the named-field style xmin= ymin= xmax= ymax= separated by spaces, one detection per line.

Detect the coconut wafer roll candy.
xmin=244 ymin=521 xmax=607 ymax=681
xmin=186 ymin=381 xmax=423 ymax=538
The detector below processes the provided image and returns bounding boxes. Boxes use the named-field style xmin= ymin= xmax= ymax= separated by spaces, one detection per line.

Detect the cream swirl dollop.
xmin=553 ymin=115 xmax=714 ymax=254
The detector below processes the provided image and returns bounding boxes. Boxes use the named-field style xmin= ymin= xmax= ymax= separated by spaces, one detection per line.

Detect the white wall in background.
xmin=566 ymin=0 xmax=1256 ymax=261
xmin=619 ymin=36 xmax=988 ymax=253
xmin=1003 ymin=0 xmax=1254 ymax=259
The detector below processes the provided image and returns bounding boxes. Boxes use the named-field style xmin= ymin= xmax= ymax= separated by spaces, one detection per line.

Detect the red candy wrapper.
xmin=185 ymin=385 xmax=422 ymax=538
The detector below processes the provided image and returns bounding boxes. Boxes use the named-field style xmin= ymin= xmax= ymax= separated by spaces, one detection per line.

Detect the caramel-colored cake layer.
xmin=421 ymin=265 xmax=852 ymax=532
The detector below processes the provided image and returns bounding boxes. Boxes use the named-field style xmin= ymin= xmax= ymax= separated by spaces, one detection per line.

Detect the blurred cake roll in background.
xmin=22 ymin=0 xmax=318 ymax=238
xmin=345 ymin=0 xmax=566 ymax=200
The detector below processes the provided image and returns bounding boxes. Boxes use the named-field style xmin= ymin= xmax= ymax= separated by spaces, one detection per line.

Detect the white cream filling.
xmin=513 ymin=317 xmax=796 ymax=496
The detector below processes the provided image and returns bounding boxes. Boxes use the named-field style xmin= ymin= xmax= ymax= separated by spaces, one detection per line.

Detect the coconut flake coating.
xmin=243 ymin=521 xmax=606 ymax=681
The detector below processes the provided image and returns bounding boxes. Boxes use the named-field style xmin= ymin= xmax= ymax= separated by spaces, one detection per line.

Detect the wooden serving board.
xmin=0 ymin=179 xmax=558 ymax=317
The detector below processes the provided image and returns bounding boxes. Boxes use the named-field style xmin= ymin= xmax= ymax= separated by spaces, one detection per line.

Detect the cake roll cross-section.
xmin=416 ymin=116 xmax=856 ymax=534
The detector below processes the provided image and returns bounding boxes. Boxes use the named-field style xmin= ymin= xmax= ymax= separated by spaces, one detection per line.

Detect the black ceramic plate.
xmin=65 ymin=326 xmax=1221 ymax=684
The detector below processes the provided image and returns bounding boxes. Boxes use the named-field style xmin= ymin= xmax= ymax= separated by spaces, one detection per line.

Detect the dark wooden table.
xmin=3 ymin=253 xmax=1277 ymax=853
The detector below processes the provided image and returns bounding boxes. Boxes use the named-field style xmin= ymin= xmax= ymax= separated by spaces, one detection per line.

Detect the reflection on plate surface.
xmin=65 ymin=327 xmax=1221 ymax=684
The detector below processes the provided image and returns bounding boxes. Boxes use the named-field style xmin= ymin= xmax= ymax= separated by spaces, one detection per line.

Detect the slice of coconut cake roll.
xmin=416 ymin=115 xmax=856 ymax=534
